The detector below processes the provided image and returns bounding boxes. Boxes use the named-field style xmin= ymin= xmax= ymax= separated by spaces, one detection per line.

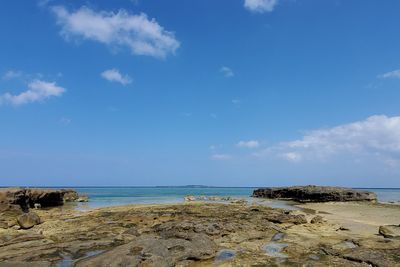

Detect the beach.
xmin=0 ymin=188 xmax=399 ymax=266
xmin=297 ymin=202 xmax=400 ymax=236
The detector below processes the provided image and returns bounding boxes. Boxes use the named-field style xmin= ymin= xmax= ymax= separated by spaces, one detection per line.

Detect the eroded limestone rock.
xmin=379 ymin=225 xmax=400 ymax=238
xmin=253 ymin=185 xmax=377 ymax=202
xmin=17 ymin=212 xmax=41 ymax=229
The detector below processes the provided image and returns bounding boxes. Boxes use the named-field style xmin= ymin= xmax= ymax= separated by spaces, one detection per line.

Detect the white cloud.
xmin=101 ymin=69 xmax=132 ymax=85
xmin=265 ymin=115 xmax=400 ymax=165
xmin=2 ymin=70 xmax=22 ymax=80
xmin=244 ymin=0 xmax=278 ymax=13
xmin=209 ymin=144 xmax=222 ymax=150
xmin=38 ymin=0 xmax=53 ymax=7
xmin=237 ymin=140 xmax=260 ymax=148
xmin=379 ymin=69 xmax=400 ymax=79
xmin=220 ymin=66 xmax=234 ymax=77
xmin=51 ymin=6 xmax=180 ymax=58
xmin=211 ymin=154 xmax=232 ymax=160
xmin=279 ymin=152 xmax=302 ymax=162
xmin=59 ymin=117 xmax=71 ymax=126
xmin=0 ymin=80 xmax=65 ymax=106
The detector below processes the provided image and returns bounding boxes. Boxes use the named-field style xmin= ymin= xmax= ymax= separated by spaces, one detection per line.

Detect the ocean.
xmin=73 ymin=187 xmax=400 ymax=209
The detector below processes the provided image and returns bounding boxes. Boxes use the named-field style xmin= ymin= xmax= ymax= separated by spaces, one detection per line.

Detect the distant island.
xmin=154 ymin=185 xmax=218 ymax=188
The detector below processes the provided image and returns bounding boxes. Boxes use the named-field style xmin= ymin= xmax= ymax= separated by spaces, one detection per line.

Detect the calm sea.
xmin=73 ymin=187 xmax=400 ymax=209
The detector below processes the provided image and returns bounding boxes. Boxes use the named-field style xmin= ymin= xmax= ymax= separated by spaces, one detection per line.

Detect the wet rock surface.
xmin=253 ymin=185 xmax=377 ymax=202
xmin=0 ymin=202 xmax=398 ymax=266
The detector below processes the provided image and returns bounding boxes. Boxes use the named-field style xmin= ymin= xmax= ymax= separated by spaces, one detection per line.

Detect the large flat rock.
xmin=0 ymin=188 xmax=79 ymax=211
xmin=252 ymin=185 xmax=377 ymax=202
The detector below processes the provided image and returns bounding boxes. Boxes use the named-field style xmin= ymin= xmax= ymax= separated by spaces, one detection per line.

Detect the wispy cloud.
xmin=51 ymin=6 xmax=180 ymax=58
xmin=244 ymin=0 xmax=278 ymax=13
xmin=2 ymin=70 xmax=22 ymax=80
xmin=0 ymin=80 xmax=65 ymax=106
xmin=379 ymin=69 xmax=400 ymax=79
xmin=279 ymin=152 xmax=302 ymax=162
xmin=220 ymin=66 xmax=234 ymax=77
xmin=59 ymin=117 xmax=71 ymax=126
xmin=101 ymin=69 xmax=132 ymax=85
xmin=211 ymin=154 xmax=232 ymax=161
xmin=237 ymin=140 xmax=260 ymax=148
xmin=255 ymin=115 xmax=400 ymax=166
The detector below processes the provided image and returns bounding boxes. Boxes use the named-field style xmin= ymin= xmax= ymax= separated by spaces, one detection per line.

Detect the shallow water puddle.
xmin=271 ymin=232 xmax=285 ymax=241
xmin=343 ymin=241 xmax=357 ymax=249
xmin=215 ymin=249 xmax=236 ymax=262
xmin=58 ymin=255 xmax=73 ymax=267
xmin=58 ymin=250 xmax=104 ymax=267
xmin=262 ymin=242 xmax=289 ymax=258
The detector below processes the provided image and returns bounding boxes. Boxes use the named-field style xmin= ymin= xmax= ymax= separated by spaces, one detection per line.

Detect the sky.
xmin=1 ymin=0 xmax=400 ymax=187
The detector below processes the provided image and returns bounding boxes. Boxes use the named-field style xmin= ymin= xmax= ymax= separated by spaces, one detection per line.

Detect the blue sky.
xmin=1 ymin=0 xmax=400 ymax=187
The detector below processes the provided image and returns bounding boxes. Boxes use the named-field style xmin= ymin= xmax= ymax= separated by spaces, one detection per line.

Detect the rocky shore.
xmin=0 ymin=190 xmax=399 ymax=266
xmin=0 ymin=188 xmax=87 ymax=230
xmin=252 ymin=185 xmax=377 ymax=202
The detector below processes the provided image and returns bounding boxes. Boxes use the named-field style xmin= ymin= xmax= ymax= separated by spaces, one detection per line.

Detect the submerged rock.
xmin=76 ymin=196 xmax=89 ymax=202
xmin=17 ymin=212 xmax=41 ymax=229
xmin=262 ymin=242 xmax=289 ymax=258
xmin=184 ymin=195 xmax=195 ymax=202
xmin=252 ymin=185 xmax=377 ymax=202
xmin=215 ymin=249 xmax=236 ymax=262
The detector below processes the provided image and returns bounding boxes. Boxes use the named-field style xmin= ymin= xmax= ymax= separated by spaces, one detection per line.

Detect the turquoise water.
xmin=364 ymin=188 xmax=400 ymax=203
xmin=75 ymin=187 xmax=255 ymax=208
xmin=73 ymin=187 xmax=400 ymax=208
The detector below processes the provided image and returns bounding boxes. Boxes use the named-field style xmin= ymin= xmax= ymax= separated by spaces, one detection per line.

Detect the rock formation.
xmin=0 ymin=188 xmax=84 ymax=212
xmin=252 ymin=185 xmax=377 ymax=202
xmin=17 ymin=212 xmax=41 ymax=229
xmin=379 ymin=225 xmax=400 ymax=238
xmin=0 ymin=202 xmax=399 ymax=266
xmin=61 ymin=189 xmax=80 ymax=202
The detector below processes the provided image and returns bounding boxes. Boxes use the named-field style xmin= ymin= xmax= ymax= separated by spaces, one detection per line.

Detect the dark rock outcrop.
xmin=0 ymin=188 xmax=28 ymax=212
xmin=27 ymin=189 xmax=64 ymax=207
xmin=252 ymin=185 xmax=377 ymax=202
xmin=0 ymin=188 xmax=81 ymax=211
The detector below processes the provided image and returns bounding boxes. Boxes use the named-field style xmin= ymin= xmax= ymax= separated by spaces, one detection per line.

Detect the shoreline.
xmin=295 ymin=201 xmax=400 ymax=236
xmin=1 ymin=188 xmax=400 ymax=266
xmin=1 ymin=201 xmax=400 ymax=266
